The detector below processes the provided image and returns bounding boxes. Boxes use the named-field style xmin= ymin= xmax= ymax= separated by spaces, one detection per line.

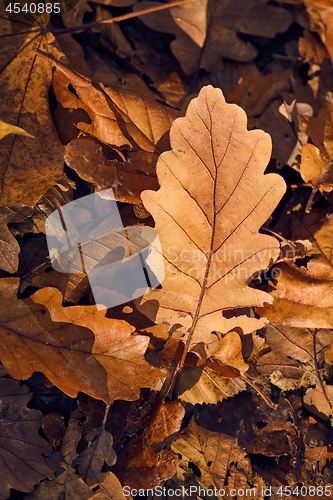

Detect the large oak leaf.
xmin=139 ymin=85 xmax=286 ymax=356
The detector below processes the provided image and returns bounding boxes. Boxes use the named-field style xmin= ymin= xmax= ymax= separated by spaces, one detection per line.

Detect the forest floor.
xmin=1 ymin=0 xmax=333 ymax=499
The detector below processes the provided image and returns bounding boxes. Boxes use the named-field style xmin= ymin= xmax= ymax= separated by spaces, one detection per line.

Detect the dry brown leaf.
xmin=31 ymin=286 xmax=167 ymax=402
xmin=257 ymin=214 xmax=333 ymax=328
xmin=177 ymin=365 xmax=246 ymax=404
xmin=299 ymin=29 xmax=331 ymax=66
xmin=172 ymin=417 xmax=253 ymax=496
xmin=205 ymin=330 xmax=249 ymax=377
xmin=300 ymin=143 xmax=333 ymax=203
xmin=0 ymin=279 xmax=164 ymax=403
xmin=112 ymin=400 xmax=184 ymax=489
xmin=38 ymin=49 xmax=178 ymax=152
xmin=0 ymin=5 xmax=65 ymax=207
xmin=257 ymin=99 xmax=300 ymax=169
xmin=35 ymin=49 xmax=178 ymax=202
xmin=304 ymin=0 xmax=333 ymax=65
xmin=257 ymin=324 xmax=333 ymax=383
xmin=303 ymin=383 xmax=333 ymax=420
xmin=74 ymin=428 xmax=117 ymax=485
xmin=26 ymin=469 xmax=125 ymax=500
xmin=0 ymin=376 xmax=53 ymax=499
xmin=64 ymin=135 xmax=159 ymax=204
xmin=225 ymin=66 xmax=291 ymax=118
xmin=0 ymin=278 xmax=109 ymax=401
xmin=136 ymin=0 xmax=291 ymax=74
xmin=257 ymin=263 xmax=333 ymax=328
xmin=0 ymin=206 xmax=33 ymax=273
xmin=138 ymin=85 xmax=286 ymax=359
xmin=299 ymin=100 xmax=333 ymax=208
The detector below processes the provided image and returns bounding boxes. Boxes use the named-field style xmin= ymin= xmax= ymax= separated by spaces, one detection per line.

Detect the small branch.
xmin=102 ymin=404 xmax=111 ymax=429
xmin=50 ymin=0 xmax=196 ymax=36
xmin=240 ymin=374 xmax=278 ymax=410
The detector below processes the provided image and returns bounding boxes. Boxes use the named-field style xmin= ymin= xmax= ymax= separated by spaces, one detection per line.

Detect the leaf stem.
xmin=240 ymin=374 xmax=278 ymax=410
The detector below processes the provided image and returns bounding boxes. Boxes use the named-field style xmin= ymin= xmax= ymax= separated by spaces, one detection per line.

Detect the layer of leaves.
xmin=0 ymin=375 xmax=53 ymax=498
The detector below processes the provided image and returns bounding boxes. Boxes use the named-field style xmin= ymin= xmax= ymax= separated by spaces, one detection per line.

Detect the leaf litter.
xmin=1 ymin=0 xmax=333 ymax=498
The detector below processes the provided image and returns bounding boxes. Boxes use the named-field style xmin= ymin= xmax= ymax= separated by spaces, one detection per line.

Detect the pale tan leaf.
xmin=139 ymin=85 xmax=286 ymax=357
xmin=304 ymin=383 xmax=333 ymax=420
xmin=178 ymin=365 xmax=246 ymax=404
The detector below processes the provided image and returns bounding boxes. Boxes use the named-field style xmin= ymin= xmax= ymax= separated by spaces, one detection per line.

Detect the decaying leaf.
xmin=64 ymin=135 xmax=159 ymax=204
xmin=28 ymin=394 xmax=130 ymax=499
xmin=0 ymin=375 xmax=53 ymax=499
xmin=0 ymin=3 xmax=65 ymax=207
xmin=139 ymin=85 xmax=286 ymax=359
xmin=257 ymin=323 xmax=333 ymax=384
xmin=172 ymin=416 xmax=253 ymax=495
xmin=257 ymin=214 xmax=333 ymax=328
xmin=0 ymin=206 xmax=33 ymax=273
xmin=74 ymin=428 xmax=117 ymax=485
xmin=225 ymin=66 xmax=291 ymax=118
xmin=112 ymin=400 xmax=184 ymax=489
xmin=136 ymin=0 xmax=291 ymax=74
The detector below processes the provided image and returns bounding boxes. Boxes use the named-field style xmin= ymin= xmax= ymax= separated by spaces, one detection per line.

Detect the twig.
xmin=50 ymin=0 xmax=196 ymax=36
xmin=240 ymin=373 xmax=278 ymax=410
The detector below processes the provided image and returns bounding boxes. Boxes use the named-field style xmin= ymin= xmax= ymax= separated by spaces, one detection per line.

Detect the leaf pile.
xmin=2 ymin=0 xmax=333 ymax=498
